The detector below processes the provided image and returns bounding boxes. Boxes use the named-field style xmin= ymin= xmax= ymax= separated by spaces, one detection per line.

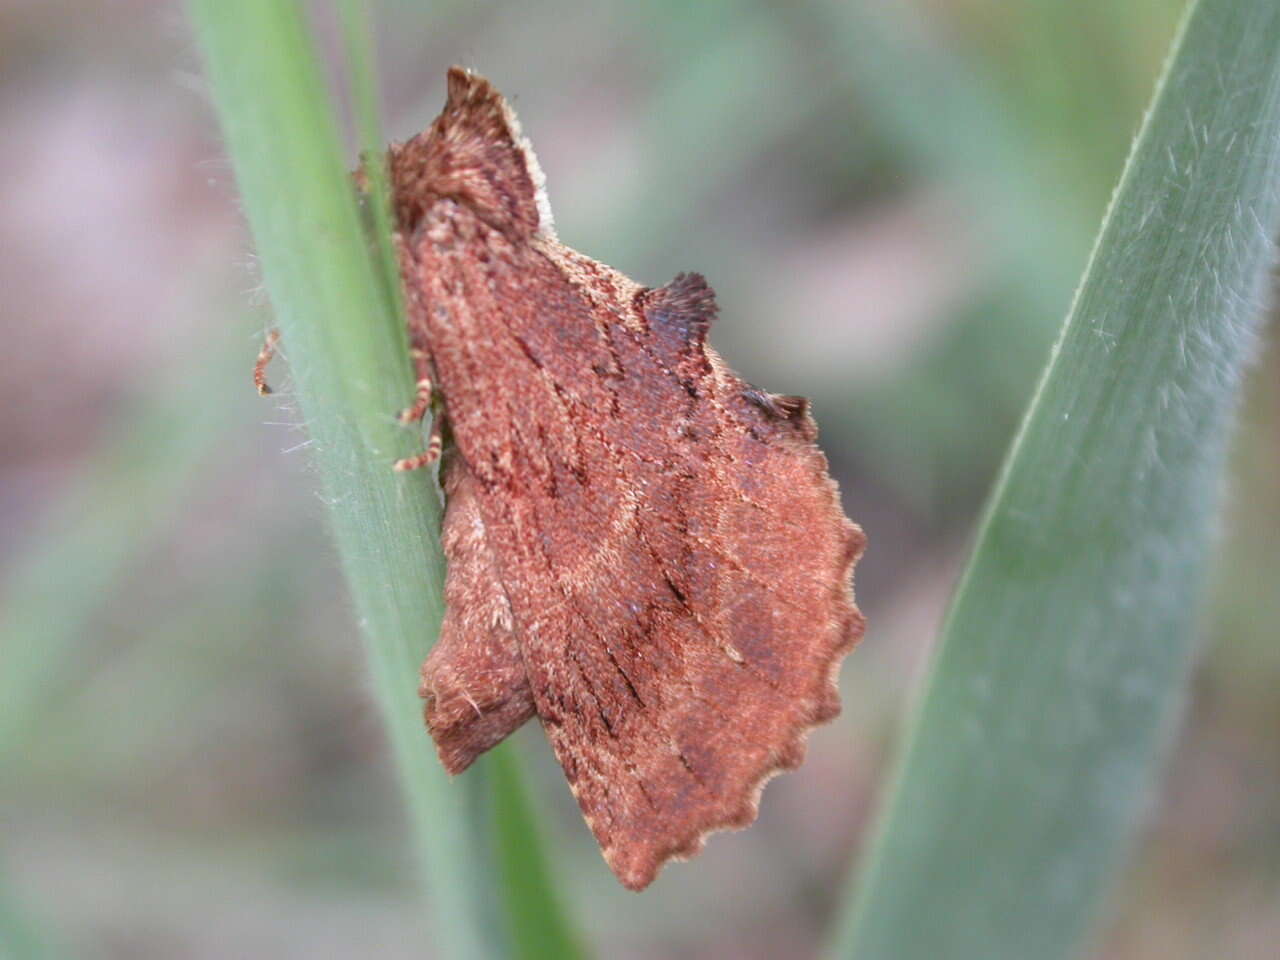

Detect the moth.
xmin=263 ymin=67 xmax=865 ymax=890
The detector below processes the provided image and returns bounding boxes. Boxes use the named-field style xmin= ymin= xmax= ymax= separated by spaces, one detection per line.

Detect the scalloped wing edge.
xmin=605 ymin=512 xmax=867 ymax=891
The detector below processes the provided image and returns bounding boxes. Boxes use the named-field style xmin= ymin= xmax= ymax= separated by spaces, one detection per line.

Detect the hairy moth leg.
xmin=253 ymin=329 xmax=281 ymax=396
xmin=393 ymin=349 xmax=444 ymax=472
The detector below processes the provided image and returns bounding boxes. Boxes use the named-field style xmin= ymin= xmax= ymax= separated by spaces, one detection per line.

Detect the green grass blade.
xmin=336 ymin=0 xmax=404 ymax=321
xmin=830 ymin=0 xmax=1280 ymax=956
xmin=187 ymin=4 xmax=500 ymax=955
xmin=334 ymin=5 xmax=585 ymax=954
xmin=488 ymin=743 xmax=587 ymax=960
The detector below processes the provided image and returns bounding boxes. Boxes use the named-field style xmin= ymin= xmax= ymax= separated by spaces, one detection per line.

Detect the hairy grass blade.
xmin=831 ymin=0 xmax=1280 ymax=956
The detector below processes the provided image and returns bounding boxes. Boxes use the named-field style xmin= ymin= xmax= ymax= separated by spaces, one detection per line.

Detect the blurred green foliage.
xmin=5 ymin=0 xmax=1279 ymax=957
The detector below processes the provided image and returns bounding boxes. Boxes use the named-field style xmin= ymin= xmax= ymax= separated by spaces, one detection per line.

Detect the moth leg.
xmin=392 ymin=416 xmax=443 ymax=472
xmin=398 ymin=378 xmax=433 ymax=426
xmin=253 ymin=328 xmax=281 ymax=396
xmin=351 ymin=166 xmax=369 ymax=196
xmin=351 ymin=151 xmax=375 ymax=195
xmin=393 ymin=347 xmax=443 ymax=472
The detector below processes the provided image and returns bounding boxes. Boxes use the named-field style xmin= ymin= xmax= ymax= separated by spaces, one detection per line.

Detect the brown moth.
xmin=387 ymin=68 xmax=865 ymax=891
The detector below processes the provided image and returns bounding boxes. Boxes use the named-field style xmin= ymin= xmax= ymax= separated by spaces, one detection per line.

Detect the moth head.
xmin=389 ymin=67 xmax=554 ymax=240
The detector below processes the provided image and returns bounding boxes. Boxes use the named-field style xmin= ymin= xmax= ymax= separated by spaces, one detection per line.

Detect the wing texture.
xmin=396 ymin=68 xmax=865 ymax=890
xmin=420 ymin=449 xmax=536 ymax=773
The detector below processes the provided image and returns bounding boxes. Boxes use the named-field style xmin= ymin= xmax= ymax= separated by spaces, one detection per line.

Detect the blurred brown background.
xmin=2 ymin=0 xmax=1278 ymax=957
